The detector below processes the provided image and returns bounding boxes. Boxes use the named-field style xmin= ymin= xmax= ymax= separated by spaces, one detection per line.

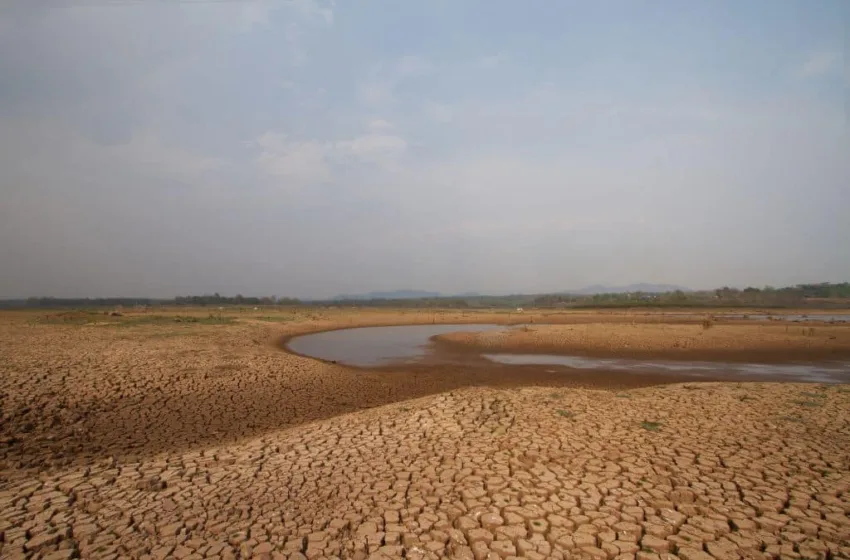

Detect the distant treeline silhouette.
xmin=173 ymin=294 xmax=301 ymax=306
xmin=4 ymin=282 xmax=848 ymax=310
xmin=533 ymin=283 xmax=850 ymax=308
xmin=18 ymin=297 xmax=160 ymax=308
xmin=6 ymin=294 xmax=301 ymax=308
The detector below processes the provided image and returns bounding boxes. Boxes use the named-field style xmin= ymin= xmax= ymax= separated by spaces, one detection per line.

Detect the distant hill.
xmin=332 ymin=290 xmax=443 ymax=301
xmin=566 ymin=283 xmax=690 ymax=295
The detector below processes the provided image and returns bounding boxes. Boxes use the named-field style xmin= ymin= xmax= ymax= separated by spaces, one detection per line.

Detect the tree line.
xmin=5 ymin=282 xmax=848 ymax=310
xmin=532 ymin=283 xmax=850 ymax=308
xmin=8 ymin=294 xmax=301 ymax=308
xmin=173 ymin=294 xmax=301 ymax=306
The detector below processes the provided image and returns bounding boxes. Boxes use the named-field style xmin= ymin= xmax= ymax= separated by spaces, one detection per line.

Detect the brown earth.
xmin=434 ymin=323 xmax=850 ymax=363
xmin=0 ymin=308 xmax=718 ymax=473
xmin=1 ymin=308 xmax=849 ymax=559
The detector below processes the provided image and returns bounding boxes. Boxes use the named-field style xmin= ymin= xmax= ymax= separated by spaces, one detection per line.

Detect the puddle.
xmin=652 ymin=313 xmax=850 ymax=323
xmin=287 ymin=324 xmax=850 ymax=382
xmin=287 ymin=324 xmax=504 ymax=367
xmin=720 ymin=314 xmax=850 ymax=323
xmin=483 ymin=354 xmax=850 ymax=383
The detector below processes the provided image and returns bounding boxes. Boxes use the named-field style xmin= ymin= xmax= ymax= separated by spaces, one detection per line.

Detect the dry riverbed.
xmin=1 ymin=308 xmax=849 ymax=560
xmin=434 ymin=323 xmax=850 ymax=363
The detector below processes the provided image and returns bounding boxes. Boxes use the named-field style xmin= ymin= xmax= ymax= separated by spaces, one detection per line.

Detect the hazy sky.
xmin=1 ymin=0 xmax=847 ymax=299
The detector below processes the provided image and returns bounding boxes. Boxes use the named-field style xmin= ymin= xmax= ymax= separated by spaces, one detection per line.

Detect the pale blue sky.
xmin=0 ymin=0 xmax=847 ymax=298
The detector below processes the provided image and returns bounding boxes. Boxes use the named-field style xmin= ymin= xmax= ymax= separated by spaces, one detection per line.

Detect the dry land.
xmin=433 ymin=323 xmax=850 ymax=363
xmin=1 ymin=308 xmax=849 ymax=560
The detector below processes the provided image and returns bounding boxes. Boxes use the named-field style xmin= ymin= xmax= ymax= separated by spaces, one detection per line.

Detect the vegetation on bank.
xmin=31 ymin=311 xmax=236 ymax=326
xmin=7 ymin=294 xmax=301 ymax=309
xmin=3 ymin=282 xmax=849 ymax=310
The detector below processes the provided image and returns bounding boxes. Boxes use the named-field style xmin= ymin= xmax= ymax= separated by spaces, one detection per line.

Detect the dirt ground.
xmin=433 ymin=323 xmax=850 ymax=363
xmin=1 ymin=307 xmax=849 ymax=559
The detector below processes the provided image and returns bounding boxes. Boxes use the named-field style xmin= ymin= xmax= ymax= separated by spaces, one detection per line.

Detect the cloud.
xmin=284 ymin=23 xmax=310 ymax=67
xmin=368 ymin=119 xmax=394 ymax=130
xmin=203 ymin=0 xmax=333 ymax=31
xmin=1 ymin=1 xmax=848 ymax=298
xmin=289 ymin=0 xmax=334 ymax=25
xmin=395 ymin=55 xmax=431 ymax=76
xmin=358 ymin=82 xmax=395 ymax=105
xmin=423 ymin=216 xmax=643 ymax=238
xmin=1 ymin=115 xmax=224 ymax=185
xmin=480 ymin=54 xmax=502 ymax=69
xmin=255 ymin=126 xmax=407 ymax=184
xmin=255 ymin=133 xmax=333 ymax=183
xmin=357 ymin=55 xmax=432 ymax=107
xmin=798 ymin=50 xmax=841 ymax=78
xmin=336 ymin=131 xmax=407 ymax=165
xmin=425 ymin=102 xmax=453 ymax=123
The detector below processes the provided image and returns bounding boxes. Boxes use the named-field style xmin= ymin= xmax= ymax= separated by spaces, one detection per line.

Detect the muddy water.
xmin=287 ymin=324 xmax=850 ymax=383
xmin=721 ymin=313 xmax=850 ymax=323
xmin=484 ymin=354 xmax=850 ymax=383
xmin=287 ymin=324 xmax=504 ymax=367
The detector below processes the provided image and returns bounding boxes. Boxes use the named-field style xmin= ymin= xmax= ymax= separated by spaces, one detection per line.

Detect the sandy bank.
xmin=433 ymin=323 xmax=850 ymax=363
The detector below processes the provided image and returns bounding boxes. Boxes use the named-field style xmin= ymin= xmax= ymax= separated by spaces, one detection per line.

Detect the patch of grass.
xmin=555 ymin=409 xmax=575 ymax=419
xmin=640 ymin=420 xmax=662 ymax=432
xmin=549 ymin=391 xmax=563 ymax=399
xmin=97 ymin=314 xmax=238 ymax=327
xmin=800 ymin=391 xmax=826 ymax=399
xmin=253 ymin=315 xmax=297 ymax=323
xmin=683 ymin=384 xmax=701 ymax=390
xmin=33 ymin=310 xmax=102 ymax=325
xmin=616 ymin=393 xmax=632 ymax=398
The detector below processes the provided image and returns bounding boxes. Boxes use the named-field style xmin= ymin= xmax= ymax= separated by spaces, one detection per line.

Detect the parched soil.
xmin=0 ymin=310 xmax=701 ymax=473
xmin=434 ymin=323 xmax=850 ymax=363
xmin=1 ymin=308 xmax=849 ymax=559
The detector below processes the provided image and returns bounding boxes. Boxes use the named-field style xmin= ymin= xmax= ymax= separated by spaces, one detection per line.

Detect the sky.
xmin=0 ymin=0 xmax=847 ymax=299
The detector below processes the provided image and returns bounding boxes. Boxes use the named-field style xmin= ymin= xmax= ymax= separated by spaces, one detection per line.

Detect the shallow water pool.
xmin=287 ymin=324 xmax=850 ymax=383
xmin=287 ymin=324 xmax=504 ymax=367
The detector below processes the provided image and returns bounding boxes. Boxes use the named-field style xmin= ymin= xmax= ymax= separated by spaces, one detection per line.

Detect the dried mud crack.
xmin=1 ymin=310 xmax=849 ymax=559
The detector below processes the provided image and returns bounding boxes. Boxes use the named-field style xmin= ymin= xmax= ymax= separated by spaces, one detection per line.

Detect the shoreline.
xmin=1 ymin=308 xmax=850 ymax=559
xmin=431 ymin=322 xmax=850 ymax=364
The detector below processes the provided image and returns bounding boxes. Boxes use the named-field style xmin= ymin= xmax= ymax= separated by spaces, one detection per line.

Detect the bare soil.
xmin=1 ymin=308 xmax=848 ymax=559
xmin=434 ymin=322 xmax=850 ymax=363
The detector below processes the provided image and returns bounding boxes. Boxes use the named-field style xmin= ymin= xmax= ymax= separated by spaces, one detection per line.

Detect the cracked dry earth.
xmin=3 ymin=381 xmax=850 ymax=560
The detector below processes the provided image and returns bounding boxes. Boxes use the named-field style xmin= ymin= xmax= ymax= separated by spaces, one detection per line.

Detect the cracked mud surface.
xmin=1 ymin=309 xmax=849 ymax=559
